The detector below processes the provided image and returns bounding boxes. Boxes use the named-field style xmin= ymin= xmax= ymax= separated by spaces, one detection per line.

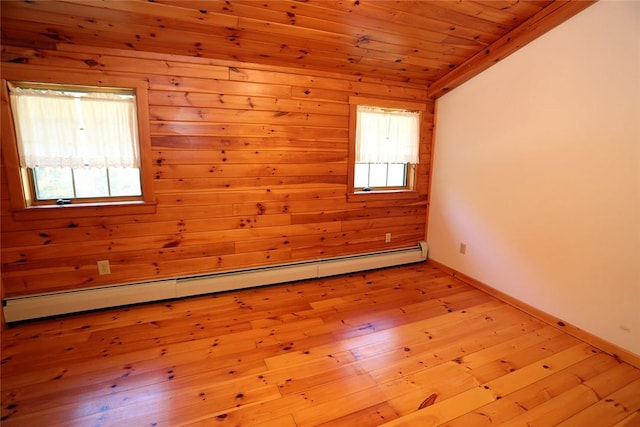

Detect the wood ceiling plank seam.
xmin=305 ymin=0 xmax=507 ymax=41
xmin=427 ymin=0 xmax=597 ymax=98
xmin=3 ymin=21 xmax=435 ymax=85
xmin=426 ymin=0 xmax=550 ymax=27
xmin=3 ymin=0 xmax=240 ymax=40
xmin=0 ymin=26 xmax=60 ymax=51
xmin=228 ymin=2 xmax=472 ymax=44
xmin=60 ymin=0 xmax=240 ymax=28
xmin=2 ymin=4 xmax=463 ymax=85
xmin=1 ymin=45 xmax=229 ymax=81
xmin=0 ymin=19 xmax=219 ymax=58
xmin=89 ymin=1 xmax=382 ymax=51
xmin=230 ymin=15 xmax=479 ymax=62
xmin=230 ymin=1 xmax=491 ymax=58
xmin=0 ymin=16 xmax=286 ymax=61
xmin=225 ymin=67 xmax=425 ymax=99
xmin=0 ymin=1 xmax=233 ymax=38
xmin=472 ymin=0 xmax=552 ymax=16
xmin=53 ymin=43 xmax=431 ymax=90
xmin=370 ymin=0 xmax=526 ymax=33
xmin=221 ymin=26 xmax=467 ymax=69
xmin=0 ymin=27 xmax=426 ymax=85
xmin=146 ymin=0 xmax=485 ymax=60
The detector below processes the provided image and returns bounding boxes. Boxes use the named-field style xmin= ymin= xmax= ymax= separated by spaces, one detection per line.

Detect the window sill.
xmin=12 ymin=201 xmax=157 ymax=221
xmin=347 ymin=190 xmax=420 ymax=203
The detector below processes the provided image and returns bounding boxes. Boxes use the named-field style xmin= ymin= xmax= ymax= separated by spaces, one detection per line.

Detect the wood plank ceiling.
xmin=1 ymin=0 xmax=593 ymax=97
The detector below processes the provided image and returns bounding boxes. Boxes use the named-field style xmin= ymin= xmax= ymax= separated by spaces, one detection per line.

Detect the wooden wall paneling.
xmin=153 ymin=176 xmax=347 ymax=193
xmin=148 ymin=90 xmax=350 ymax=116
xmin=149 ymin=106 xmax=344 ymax=128
xmin=0 ymin=204 xmax=235 ymax=233
xmin=149 ymin=121 xmax=348 ymax=140
xmin=0 ymin=41 xmax=432 ymax=298
xmin=0 ymin=46 xmax=230 ymax=81
xmin=1 ymin=212 xmax=289 ymax=250
xmin=231 ymin=67 xmax=429 ymax=101
xmin=154 ymin=148 xmax=347 ymax=165
xmin=147 ymin=75 xmax=292 ymax=98
xmin=153 ymin=163 xmax=346 ymax=180
xmin=151 ymin=136 xmax=347 ymax=151
xmin=153 ymin=189 xmax=341 ymax=211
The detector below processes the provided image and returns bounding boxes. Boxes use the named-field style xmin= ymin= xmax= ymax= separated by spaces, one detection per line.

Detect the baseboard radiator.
xmin=3 ymin=242 xmax=428 ymax=323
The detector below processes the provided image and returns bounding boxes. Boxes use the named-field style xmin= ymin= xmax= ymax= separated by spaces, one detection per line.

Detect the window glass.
xmin=369 ymin=163 xmax=389 ymax=188
xmin=32 ymin=167 xmax=74 ymax=200
xmin=73 ymin=168 xmax=109 ymax=198
xmin=109 ymin=168 xmax=142 ymax=197
xmin=387 ymin=163 xmax=406 ymax=187
xmin=354 ymin=162 xmax=370 ymax=188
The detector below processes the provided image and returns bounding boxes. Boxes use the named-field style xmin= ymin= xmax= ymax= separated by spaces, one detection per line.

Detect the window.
xmin=1 ymin=66 xmax=155 ymax=218
xmin=348 ymin=96 xmax=425 ymax=200
xmin=9 ymin=83 xmax=142 ymax=204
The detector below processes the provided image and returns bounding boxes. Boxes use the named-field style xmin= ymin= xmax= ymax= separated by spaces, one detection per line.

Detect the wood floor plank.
xmin=443 ymin=352 xmax=622 ymax=426
xmin=316 ymin=402 xmax=399 ymax=427
xmin=380 ymin=385 xmax=496 ymax=427
xmin=364 ymin=318 xmax=548 ymax=384
xmin=556 ymin=378 xmax=640 ymax=426
xmin=2 ymin=263 xmax=638 ymax=426
xmin=293 ymin=384 xmax=389 ymax=426
xmin=484 ymin=343 xmax=599 ymax=398
xmin=611 ymin=410 xmax=640 ymax=427
xmin=498 ymin=384 xmax=599 ymax=427
xmin=382 ymin=361 xmax=481 ymax=416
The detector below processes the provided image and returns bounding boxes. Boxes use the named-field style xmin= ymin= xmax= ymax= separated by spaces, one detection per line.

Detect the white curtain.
xmin=355 ymin=105 xmax=420 ymax=164
xmin=10 ymin=87 xmax=139 ymax=169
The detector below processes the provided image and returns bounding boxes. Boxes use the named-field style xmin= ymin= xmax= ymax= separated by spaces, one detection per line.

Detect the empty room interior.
xmin=1 ymin=0 xmax=639 ymax=425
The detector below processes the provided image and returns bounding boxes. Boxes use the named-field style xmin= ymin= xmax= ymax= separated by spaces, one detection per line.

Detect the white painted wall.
xmin=428 ymin=0 xmax=640 ymax=355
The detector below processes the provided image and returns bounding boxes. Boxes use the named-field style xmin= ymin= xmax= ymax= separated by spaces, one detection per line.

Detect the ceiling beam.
xmin=427 ymin=0 xmax=597 ymax=99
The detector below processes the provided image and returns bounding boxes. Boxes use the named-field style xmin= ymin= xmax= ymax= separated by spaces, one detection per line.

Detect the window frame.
xmin=347 ymin=96 xmax=425 ymax=202
xmin=1 ymin=65 xmax=155 ymax=219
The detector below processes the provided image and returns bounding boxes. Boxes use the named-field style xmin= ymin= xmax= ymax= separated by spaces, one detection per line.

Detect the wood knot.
xmin=418 ymin=393 xmax=437 ymax=410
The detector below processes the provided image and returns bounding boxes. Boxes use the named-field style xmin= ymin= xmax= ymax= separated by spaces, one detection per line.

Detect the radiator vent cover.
xmin=3 ymin=242 xmax=428 ymax=322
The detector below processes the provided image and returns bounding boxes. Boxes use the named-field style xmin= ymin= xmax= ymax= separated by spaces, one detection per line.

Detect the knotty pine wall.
xmin=0 ymin=44 xmax=433 ymax=298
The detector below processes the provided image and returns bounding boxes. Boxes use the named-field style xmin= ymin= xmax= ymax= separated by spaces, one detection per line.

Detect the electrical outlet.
xmin=459 ymin=243 xmax=467 ymax=255
xmin=385 ymin=233 xmax=392 ymax=243
xmin=97 ymin=260 xmax=111 ymax=275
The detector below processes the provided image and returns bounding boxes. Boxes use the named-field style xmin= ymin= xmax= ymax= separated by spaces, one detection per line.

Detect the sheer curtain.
xmin=9 ymin=87 xmax=139 ymax=169
xmin=355 ymin=105 xmax=420 ymax=164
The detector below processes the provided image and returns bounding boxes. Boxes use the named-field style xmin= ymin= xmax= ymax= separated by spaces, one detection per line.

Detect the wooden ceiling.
xmin=1 ymin=0 xmax=594 ymax=97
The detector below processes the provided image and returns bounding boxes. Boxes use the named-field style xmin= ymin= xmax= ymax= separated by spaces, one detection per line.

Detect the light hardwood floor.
xmin=1 ymin=263 xmax=639 ymax=426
